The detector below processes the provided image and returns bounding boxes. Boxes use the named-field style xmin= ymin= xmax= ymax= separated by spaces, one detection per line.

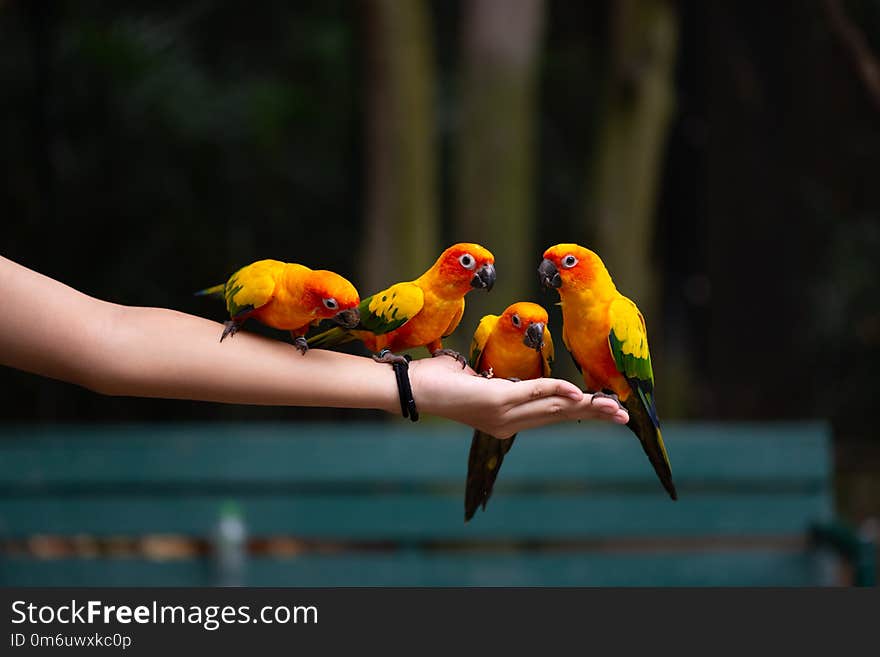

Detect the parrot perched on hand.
xmin=538 ymin=244 xmax=677 ymax=500
xmin=464 ymin=301 xmax=553 ymax=522
xmin=307 ymin=243 xmax=496 ymax=365
xmin=195 ymin=259 xmax=361 ymax=353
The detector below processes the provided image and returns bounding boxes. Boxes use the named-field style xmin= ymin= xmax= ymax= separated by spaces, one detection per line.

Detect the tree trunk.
xmin=454 ymin=0 xmax=545 ymax=330
xmin=361 ymin=0 xmax=438 ymax=293
xmin=588 ymin=0 xmax=678 ymax=323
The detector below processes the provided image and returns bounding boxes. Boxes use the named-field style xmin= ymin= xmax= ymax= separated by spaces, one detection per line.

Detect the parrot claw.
xmin=293 ymin=336 xmax=309 ymax=355
xmin=372 ymin=349 xmax=410 ymax=366
xmin=479 ymin=367 xmax=495 ymax=379
xmin=220 ymin=320 xmax=242 ymax=342
xmin=506 ymin=377 xmax=522 ymax=383
xmin=431 ymin=348 xmax=468 ymax=368
xmin=589 ymin=391 xmax=625 ymax=410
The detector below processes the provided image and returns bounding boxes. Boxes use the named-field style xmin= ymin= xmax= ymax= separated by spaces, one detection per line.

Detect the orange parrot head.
xmin=304 ymin=270 xmax=361 ymax=327
xmin=430 ymin=242 xmax=496 ymax=295
xmin=498 ymin=301 xmax=549 ymax=352
xmin=538 ymin=243 xmax=612 ymax=293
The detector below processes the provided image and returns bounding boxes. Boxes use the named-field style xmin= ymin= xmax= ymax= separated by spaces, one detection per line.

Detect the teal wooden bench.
xmin=0 ymin=421 xmax=874 ymax=586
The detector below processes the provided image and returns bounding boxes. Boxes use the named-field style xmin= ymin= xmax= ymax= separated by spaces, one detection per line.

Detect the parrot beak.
xmin=523 ymin=322 xmax=545 ymax=352
xmin=332 ymin=307 xmax=360 ymax=328
xmin=538 ymin=259 xmax=561 ymax=289
xmin=471 ymin=263 xmax=496 ymax=292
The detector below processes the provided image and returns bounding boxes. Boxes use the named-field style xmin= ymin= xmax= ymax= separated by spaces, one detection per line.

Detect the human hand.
xmin=407 ymin=355 xmax=629 ymax=438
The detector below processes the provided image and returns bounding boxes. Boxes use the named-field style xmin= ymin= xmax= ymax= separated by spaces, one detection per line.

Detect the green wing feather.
xmin=608 ymin=296 xmax=676 ymax=500
xmin=308 ymin=281 xmax=424 ymax=348
xmin=356 ymin=282 xmax=424 ymax=335
xmin=608 ymin=297 xmax=658 ymax=426
xmin=195 ymin=260 xmax=279 ymax=320
xmin=224 ymin=273 xmax=254 ymax=319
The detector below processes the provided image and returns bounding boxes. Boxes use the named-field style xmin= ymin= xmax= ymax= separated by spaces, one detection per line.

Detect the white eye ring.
xmin=459 ymin=253 xmax=476 ymax=270
xmin=562 ymin=255 xmax=578 ymax=269
xmin=323 ymin=298 xmax=338 ymax=310
xmin=511 ymin=314 xmax=521 ymax=327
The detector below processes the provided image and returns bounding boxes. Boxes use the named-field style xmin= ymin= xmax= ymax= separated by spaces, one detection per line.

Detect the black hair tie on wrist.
xmin=381 ymin=351 xmax=419 ymax=422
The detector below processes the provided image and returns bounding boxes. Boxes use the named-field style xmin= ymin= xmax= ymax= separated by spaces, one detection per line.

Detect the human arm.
xmin=0 ymin=255 xmax=628 ymax=435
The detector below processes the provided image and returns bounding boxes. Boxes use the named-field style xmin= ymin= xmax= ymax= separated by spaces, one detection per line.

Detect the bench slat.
xmin=0 ymin=422 xmax=831 ymax=485
xmin=0 ymin=551 xmax=830 ymax=586
xmin=0 ymin=491 xmax=831 ymax=538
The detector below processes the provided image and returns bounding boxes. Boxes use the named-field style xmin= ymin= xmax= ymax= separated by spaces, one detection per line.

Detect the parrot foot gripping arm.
xmin=220 ymin=320 xmax=242 ymax=342
xmin=431 ymin=348 xmax=468 ymax=368
xmin=588 ymin=390 xmax=625 ymax=410
xmin=373 ymin=350 xmax=419 ymax=422
xmin=292 ymin=336 xmax=309 ymax=355
xmin=372 ymin=350 xmax=410 ymax=366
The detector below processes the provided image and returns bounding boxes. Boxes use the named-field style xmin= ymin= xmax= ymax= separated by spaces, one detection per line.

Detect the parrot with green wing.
xmin=195 ymin=259 xmax=360 ymax=353
xmin=465 ymin=301 xmax=554 ymax=522
xmin=538 ymin=244 xmax=677 ymax=500
xmin=307 ymin=243 xmax=496 ymax=365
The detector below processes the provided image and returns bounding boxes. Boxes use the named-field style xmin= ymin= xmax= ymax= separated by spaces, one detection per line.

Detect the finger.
xmin=499 ymin=395 xmax=628 ymax=434
xmin=498 ymin=377 xmax=584 ymax=404
xmin=570 ymin=393 xmax=629 ymax=424
xmin=501 ymin=387 xmax=624 ymax=420
xmin=582 ymin=393 xmax=630 ymax=422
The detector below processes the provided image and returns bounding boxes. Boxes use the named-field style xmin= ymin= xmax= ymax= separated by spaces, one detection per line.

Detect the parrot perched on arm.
xmin=464 ymin=302 xmax=553 ymax=522
xmin=307 ymin=243 xmax=496 ymax=365
xmin=538 ymin=244 xmax=677 ymax=500
xmin=195 ymin=259 xmax=360 ymax=353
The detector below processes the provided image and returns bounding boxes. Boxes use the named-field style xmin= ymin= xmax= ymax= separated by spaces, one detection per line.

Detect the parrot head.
xmin=305 ymin=271 xmax=361 ymax=327
xmin=432 ymin=243 xmax=496 ymax=294
xmin=500 ymin=301 xmax=548 ymax=352
xmin=539 ymin=243 xmax=611 ymax=293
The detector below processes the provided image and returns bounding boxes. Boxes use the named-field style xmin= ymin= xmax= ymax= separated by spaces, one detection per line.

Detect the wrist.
xmin=373 ymin=359 xmax=403 ymax=415
xmin=406 ymin=359 xmax=430 ymax=416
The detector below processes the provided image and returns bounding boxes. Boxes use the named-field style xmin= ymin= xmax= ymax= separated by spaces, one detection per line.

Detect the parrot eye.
xmin=562 ymin=255 xmax=578 ymax=269
xmin=458 ymin=253 xmax=476 ymax=270
xmin=323 ymin=298 xmax=338 ymax=310
xmin=511 ymin=314 xmax=521 ymax=328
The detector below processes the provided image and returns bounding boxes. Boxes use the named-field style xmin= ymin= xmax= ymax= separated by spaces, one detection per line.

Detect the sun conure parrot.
xmin=538 ymin=244 xmax=677 ymax=500
xmin=464 ymin=301 xmax=553 ymax=522
xmin=307 ymin=243 xmax=496 ymax=365
xmin=195 ymin=259 xmax=360 ymax=353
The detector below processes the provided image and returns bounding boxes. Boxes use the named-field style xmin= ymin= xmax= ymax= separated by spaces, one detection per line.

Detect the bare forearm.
xmin=102 ymin=305 xmax=400 ymax=412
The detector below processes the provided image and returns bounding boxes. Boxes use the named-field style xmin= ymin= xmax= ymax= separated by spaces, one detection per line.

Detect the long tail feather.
xmin=464 ymin=430 xmax=517 ymax=522
xmin=307 ymin=326 xmax=356 ymax=349
xmin=623 ymin=399 xmax=677 ymax=500
xmin=194 ymin=284 xmax=225 ymax=298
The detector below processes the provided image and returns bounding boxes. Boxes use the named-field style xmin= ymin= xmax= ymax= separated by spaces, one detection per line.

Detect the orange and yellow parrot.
xmin=538 ymin=244 xmax=677 ymax=500
xmin=195 ymin=259 xmax=360 ymax=353
xmin=307 ymin=243 xmax=496 ymax=365
xmin=464 ymin=302 xmax=553 ymax=522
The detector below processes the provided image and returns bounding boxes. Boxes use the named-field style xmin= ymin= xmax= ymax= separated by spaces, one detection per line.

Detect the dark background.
xmin=1 ymin=0 xmax=878 ymax=521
